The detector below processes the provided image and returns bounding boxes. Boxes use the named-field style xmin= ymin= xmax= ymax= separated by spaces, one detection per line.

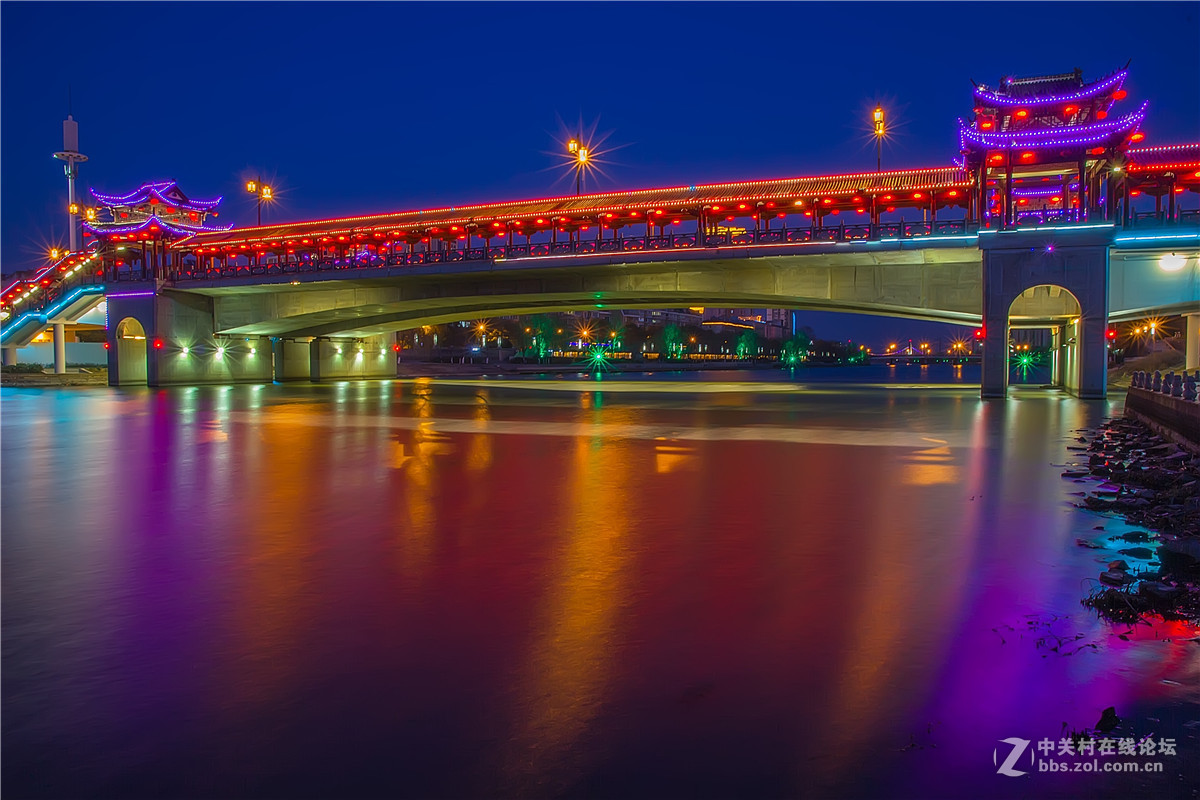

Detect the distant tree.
xmin=661 ymin=324 xmax=683 ymax=359
xmin=736 ymin=329 xmax=757 ymax=359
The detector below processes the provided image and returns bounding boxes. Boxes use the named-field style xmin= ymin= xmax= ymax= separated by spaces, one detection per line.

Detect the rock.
xmin=1107 ymin=560 xmax=1131 ymax=571
xmin=1139 ymin=582 xmax=1182 ymax=600
xmin=1100 ymin=571 xmax=1133 ymax=586
xmin=1160 ymin=537 xmax=1200 ymax=561
xmin=1097 ymin=707 xmax=1120 ymax=733
xmin=1117 ymin=547 xmax=1155 ymax=560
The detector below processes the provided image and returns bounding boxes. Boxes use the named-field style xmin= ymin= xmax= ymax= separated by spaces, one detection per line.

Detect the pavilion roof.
xmin=178 ymin=165 xmax=971 ymax=249
xmin=84 ymin=215 xmax=231 ymax=240
xmin=959 ymin=103 xmax=1147 ymax=153
xmin=91 ymin=180 xmax=222 ymax=211
xmin=973 ymin=68 xmax=1126 ymax=108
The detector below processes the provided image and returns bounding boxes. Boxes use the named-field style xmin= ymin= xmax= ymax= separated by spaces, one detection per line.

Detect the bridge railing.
xmin=170 ymin=219 xmax=979 ymax=280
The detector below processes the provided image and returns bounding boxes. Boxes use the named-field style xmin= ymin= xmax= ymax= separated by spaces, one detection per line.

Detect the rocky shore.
xmin=1066 ymin=417 xmax=1200 ymax=623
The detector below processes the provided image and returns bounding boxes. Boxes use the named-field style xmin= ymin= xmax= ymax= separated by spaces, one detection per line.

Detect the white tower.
xmin=53 ymin=115 xmax=88 ymax=252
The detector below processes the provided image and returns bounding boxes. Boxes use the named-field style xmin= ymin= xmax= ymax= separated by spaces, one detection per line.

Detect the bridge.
xmin=2 ymin=67 xmax=1198 ymax=398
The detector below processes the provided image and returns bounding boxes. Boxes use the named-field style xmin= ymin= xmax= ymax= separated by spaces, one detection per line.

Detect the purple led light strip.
xmin=91 ymin=181 xmax=222 ymax=210
xmin=973 ymin=71 xmax=1127 ymax=108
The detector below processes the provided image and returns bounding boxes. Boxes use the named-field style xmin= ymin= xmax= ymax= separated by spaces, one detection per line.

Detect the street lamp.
xmin=246 ymin=177 xmax=273 ymax=226
xmin=567 ymin=137 xmax=587 ymax=195
xmin=873 ymin=106 xmax=886 ymax=172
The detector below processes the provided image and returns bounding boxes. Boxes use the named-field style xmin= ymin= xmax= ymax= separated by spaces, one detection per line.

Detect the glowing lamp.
xmin=68 ymin=202 xmax=80 ymax=215
xmin=577 ymin=147 xmax=588 ymax=164
xmin=1106 ymin=329 xmax=1117 ymax=340
xmin=1112 ymin=90 xmax=1127 ymax=100
xmin=1051 ymin=196 xmax=1061 ymax=203
xmin=261 ymin=186 xmax=273 ymax=200
xmin=1159 ymin=253 xmax=1186 ymax=272
xmin=49 ymin=248 xmax=60 ymax=259
xmin=822 ymin=198 xmax=832 ymax=205
xmin=1020 ymin=151 xmax=1035 ymax=161
xmin=990 ymin=154 xmax=1004 ymax=163
xmin=1095 ymin=110 xmax=1108 ymax=120
xmin=85 ymin=208 xmax=96 ymax=221
xmin=1014 ymin=109 xmax=1028 ymax=119
xmin=153 ymin=339 xmax=163 ymax=349
xmin=980 ymin=121 xmax=994 ymax=130
xmin=912 ymin=192 xmax=923 ymax=199
xmin=1063 ymin=105 xmax=1078 ymax=116
xmin=245 ymin=180 xmax=257 ymax=193
xmin=738 ymin=204 xmax=747 ymax=210
xmin=393 ymin=343 xmax=401 ymax=352
xmin=567 ymin=138 xmax=579 ymax=155
xmin=1090 ymin=147 xmax=1105 ymax=156
xmin=947 ymin=190 xmax=958 ymax=198
xmin=1130 ymin=132 xmax=1145 ymax=142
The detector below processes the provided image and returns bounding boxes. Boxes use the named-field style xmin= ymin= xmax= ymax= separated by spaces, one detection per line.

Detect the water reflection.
xmin=1 ymin=379 xmax=1194 ymax=800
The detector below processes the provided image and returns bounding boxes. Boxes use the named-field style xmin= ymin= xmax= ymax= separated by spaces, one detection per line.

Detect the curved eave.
xmin=91 ymin=182 xmax=222 ymax=211
xmin=84 ymin=215 xmax=202 ymax=239
xmin=959 ymin=104 xmax=1147 ymax=153
xmin=972 ymin=70 xmax=1127 ymax=109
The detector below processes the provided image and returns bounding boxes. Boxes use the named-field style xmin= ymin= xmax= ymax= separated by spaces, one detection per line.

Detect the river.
xmin=2 ymin=366 xmax=1197 ymax=799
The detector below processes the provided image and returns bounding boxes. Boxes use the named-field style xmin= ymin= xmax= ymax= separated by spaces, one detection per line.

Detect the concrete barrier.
xmin=1125 ymin=370 xmax=1200 ymax=451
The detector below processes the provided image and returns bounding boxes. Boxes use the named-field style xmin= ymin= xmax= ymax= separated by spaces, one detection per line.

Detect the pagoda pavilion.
xmin=83 ymin=181 xmax=230 ymax=280
xmin=961 ymin=66 xmax=1146 ymax=229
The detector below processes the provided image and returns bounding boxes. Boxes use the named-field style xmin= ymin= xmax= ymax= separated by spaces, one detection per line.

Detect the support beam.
xmin=53 ymin=323 xmax=66 ymax=374
xmin=1187 ymin=313 xmax=1199 ymax=371
xmin=309 ymin=338 xmax=322 ymax=383
xmin=2 ymin=348 xmax=17 ymax=366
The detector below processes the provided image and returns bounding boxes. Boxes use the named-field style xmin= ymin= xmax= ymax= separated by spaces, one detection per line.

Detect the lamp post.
xmin=873 ymin=106 xmax=885 ymax=172
xmin=54 ymin=115 xmax=88 ymax=253
xmin=245 ymin=177 xmax=273 ymax=226
xmin=567 ymin=137 xmax=588 ymax=195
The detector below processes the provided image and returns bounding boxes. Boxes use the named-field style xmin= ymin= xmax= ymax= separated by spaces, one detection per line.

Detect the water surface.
xmin=3 ymin=370 xmax=1196 ymax=799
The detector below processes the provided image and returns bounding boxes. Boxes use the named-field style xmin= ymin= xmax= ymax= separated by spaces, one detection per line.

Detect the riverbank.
xmin=395 ymin=360 xmax=781 ymax=378
xmin=0 ymin=368 xmax=109 ymax=387
xmin=1068 ymin=415 xmax=1200 ymax=623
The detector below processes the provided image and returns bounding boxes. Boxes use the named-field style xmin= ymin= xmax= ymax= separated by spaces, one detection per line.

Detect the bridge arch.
xmin=1007 ymin=284 xmax=1083 ymax=391
xmin=980 ymin=231 xmax=1111 ymax=398
xmin=111 ymin=317 xmax=148 ymax=385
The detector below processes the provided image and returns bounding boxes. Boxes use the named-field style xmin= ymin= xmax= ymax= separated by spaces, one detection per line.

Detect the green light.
xmin=586 ymin=344 xmax=610 ymax=373
xmin=1018 ymin=354 xmax=1032 ymax=367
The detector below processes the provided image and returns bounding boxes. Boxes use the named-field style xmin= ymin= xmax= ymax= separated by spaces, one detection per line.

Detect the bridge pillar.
xmin=309 ymin=338 xmax=323 ymax=382
xmin=1187 ymin=313 xmax=1200 ymax=371
xmin=53 ymin=323 xmax=66 ymax=374
xmin=979 ymin=226 xmax=1113 ymax=399
xmin=2 ymin=347 xmax=17 ymax=366
xmin=1050 ymin=326 xmax=1063 ymax=387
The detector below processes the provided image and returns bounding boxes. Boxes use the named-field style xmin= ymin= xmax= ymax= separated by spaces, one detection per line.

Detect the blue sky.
xmin=3 ymin=1 xmax=1197 ymax=344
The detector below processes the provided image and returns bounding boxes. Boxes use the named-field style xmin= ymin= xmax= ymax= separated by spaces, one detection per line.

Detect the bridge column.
xmin=53 ymin=323 xmax=66 ymax=374
xmin=1050 ymin=326 xmax=1063 ymax=386
xmin=2 ymin=347 xmax=17 ymax=366
xmin=309 ymin=338 xmax=322 ymax=382
xmin=980 ymin=315 xmax=1009 ymax=398
xmin=979 ymin=226 xmax=1112 ymax=399
xmin=1187 ymin=313 xmax=1200 ymax=371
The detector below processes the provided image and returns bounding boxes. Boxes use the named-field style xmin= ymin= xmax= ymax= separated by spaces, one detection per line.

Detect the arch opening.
xmin=114 ymin=317 xmax=148 ymax=385
xmin=1006 ymin=285 xmax=1082 ymax=391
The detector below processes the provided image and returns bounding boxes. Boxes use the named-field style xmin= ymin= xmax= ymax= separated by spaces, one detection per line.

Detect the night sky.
xmin=3 ymin=2 xmax=1197 ymax=346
